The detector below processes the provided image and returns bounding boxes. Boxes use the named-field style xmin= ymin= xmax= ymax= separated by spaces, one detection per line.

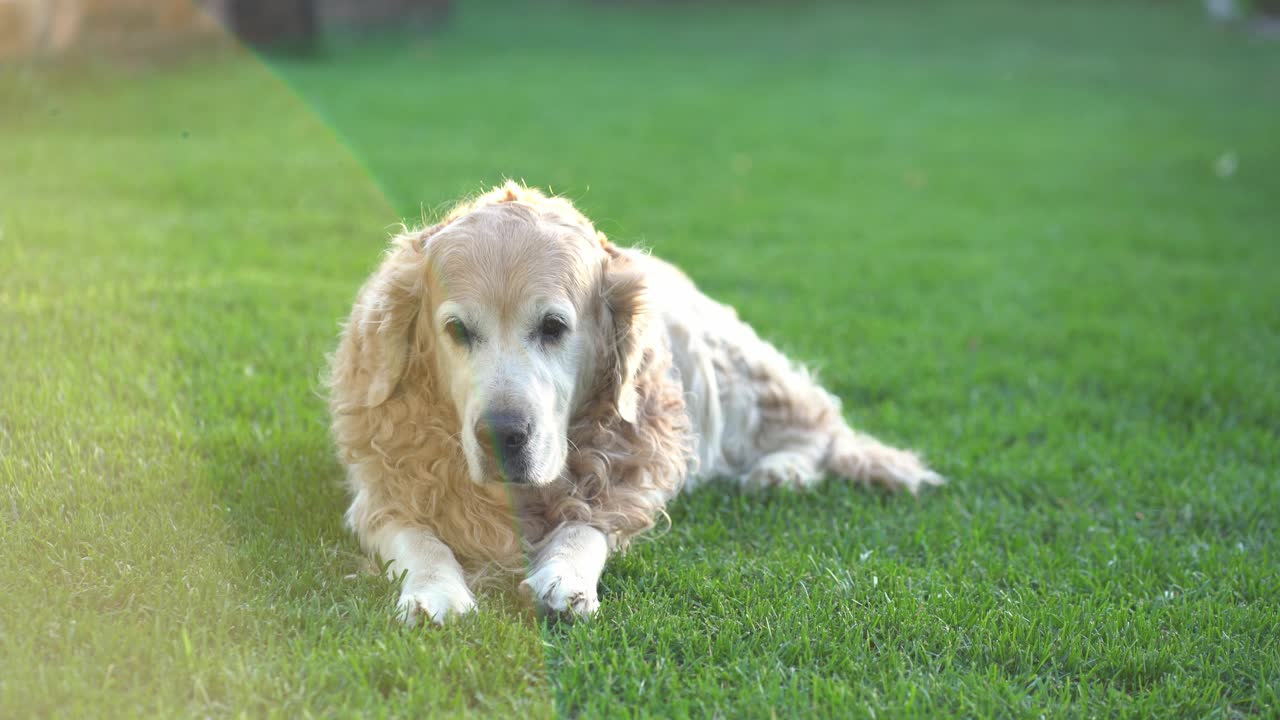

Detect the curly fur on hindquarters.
xmin=326 ymin=182 xmax=942 ymax=600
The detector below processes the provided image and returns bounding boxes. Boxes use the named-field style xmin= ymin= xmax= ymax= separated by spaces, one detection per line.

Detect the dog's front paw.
xmin=396 ymin=579 xmax=476 ymax=626
xmin=520 ymin=561 xmax=600 ymax=619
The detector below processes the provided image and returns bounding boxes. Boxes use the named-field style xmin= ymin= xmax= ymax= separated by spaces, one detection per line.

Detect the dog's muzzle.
xmin=476 ymin=411 xmax=532 ymax=483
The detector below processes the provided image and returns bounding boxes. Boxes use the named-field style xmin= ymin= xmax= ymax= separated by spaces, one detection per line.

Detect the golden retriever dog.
xmin=328 ymin=183 xmax=943 ymax=624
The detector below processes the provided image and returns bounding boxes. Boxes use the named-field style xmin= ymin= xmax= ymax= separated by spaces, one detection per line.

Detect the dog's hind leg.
xmin=823 ymin=425 xmax=944 ymax=495
xmin=732 ymin=349 xmax=942 ymax=494
xmin=742 ymin=417 xmax=942 ymax=495
xmin=703 ymin=316 xmax=943 ymax=494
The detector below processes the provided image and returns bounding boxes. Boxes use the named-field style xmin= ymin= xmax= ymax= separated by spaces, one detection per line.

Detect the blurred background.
xmin=3 ymin=0 xmax=1279 ymax=58
xmin=1 ymin=0 xmax=455 ymax=57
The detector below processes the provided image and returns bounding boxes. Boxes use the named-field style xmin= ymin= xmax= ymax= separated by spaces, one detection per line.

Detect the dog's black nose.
xmin=486 ymin=412 xmax=529 ymax=453
xmin=478 ymin=412 xmax=533 ymax=483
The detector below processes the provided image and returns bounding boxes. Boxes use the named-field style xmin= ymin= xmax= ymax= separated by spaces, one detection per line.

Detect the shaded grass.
xmin=2 ymin=0 xmax=1278 ymax=716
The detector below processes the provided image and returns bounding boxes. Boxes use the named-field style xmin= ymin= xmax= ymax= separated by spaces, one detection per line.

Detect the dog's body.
xmin=328 ymin=184 xmax=941 ymax=623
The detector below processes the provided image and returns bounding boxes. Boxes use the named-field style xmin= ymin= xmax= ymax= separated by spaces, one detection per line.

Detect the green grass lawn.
xmin=3 ymin=0 xmax=1278 ymax=716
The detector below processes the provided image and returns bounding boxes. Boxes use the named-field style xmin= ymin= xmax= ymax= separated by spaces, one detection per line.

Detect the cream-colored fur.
xmin=327 ymin=183 xmax=942 ymax=624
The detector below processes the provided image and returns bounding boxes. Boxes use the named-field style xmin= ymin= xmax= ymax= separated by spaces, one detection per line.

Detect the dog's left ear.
xmin=599 ymin=241 xmax=651 ymax=424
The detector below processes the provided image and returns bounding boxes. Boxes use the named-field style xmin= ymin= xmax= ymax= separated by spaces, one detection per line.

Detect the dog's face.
xmin=348 ymin=187 xmax=650 ymax=489
xmin=425 ymin=205 xmax=603 ymax=486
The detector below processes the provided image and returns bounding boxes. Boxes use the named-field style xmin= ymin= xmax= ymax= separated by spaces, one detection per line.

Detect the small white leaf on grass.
xmin=1214 ymin=150 xmax=1238 ymax=178
xmin=1205 ymin=0 xmax=1242 ymax=21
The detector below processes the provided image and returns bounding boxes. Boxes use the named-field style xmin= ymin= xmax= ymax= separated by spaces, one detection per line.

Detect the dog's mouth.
xmin=492 ymin=460 xmax=532 ymax=485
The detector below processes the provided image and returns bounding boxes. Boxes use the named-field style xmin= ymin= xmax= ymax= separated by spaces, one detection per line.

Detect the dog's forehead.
xmin=429 ymin=206 xmax=601 ymax=312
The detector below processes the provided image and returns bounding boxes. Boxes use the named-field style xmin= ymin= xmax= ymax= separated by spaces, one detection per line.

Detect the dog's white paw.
xmin=396 ymin=579 xmax=476 ymax=626
xmin=520 ymin=561 xmax=600 ymax=618
xmin=742 ymin=452 xmax=821 ymax=491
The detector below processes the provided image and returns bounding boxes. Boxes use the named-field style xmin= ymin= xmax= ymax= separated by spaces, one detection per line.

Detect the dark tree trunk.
xmin=227 ymin=0 xmax=318 ymax=52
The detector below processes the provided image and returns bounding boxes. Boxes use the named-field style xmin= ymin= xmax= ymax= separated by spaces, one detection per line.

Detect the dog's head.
xmin=346 ymin=183 xmax=650 ymax=486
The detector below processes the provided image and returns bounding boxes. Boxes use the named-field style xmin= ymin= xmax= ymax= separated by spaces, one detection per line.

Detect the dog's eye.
xmin=538 ymin=315 xmax=569 ymax=344
xmin=444 ymin=318 xmax=471 ymax=347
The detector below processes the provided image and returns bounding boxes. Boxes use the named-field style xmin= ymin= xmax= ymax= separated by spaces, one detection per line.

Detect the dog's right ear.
xmin=346 ymin=225 xmax=440 ymax=407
